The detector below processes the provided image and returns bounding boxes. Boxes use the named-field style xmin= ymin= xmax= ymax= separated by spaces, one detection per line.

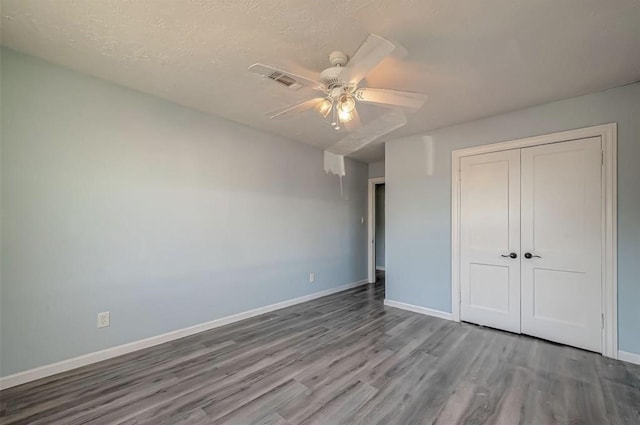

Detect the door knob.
xmin=501 ymin=253 xmax=518 ymax=259
xmin=524 ymin=252 xmax=541 ymax=259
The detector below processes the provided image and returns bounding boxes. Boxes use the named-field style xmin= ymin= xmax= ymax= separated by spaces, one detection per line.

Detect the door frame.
xmin=451 ymin=123 xmax=618 ymax=358
xmin=368 ymin=177 xmax=385 ymax=283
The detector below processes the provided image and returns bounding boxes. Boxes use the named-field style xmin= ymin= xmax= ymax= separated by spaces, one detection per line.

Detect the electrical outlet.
xmin=309 ymin=273 xmax=315 ymax=283
xmin=97 ymin=311 xmax=110 ymax=328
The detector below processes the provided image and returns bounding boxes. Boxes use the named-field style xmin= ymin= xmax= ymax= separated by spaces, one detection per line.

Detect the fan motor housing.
xmin=329 ymin=51 xmax=348 ymax=67
xmin=320 ymin=51 xmax=349 ymax=89
xmin=320 ymin=66 xmax=345 ymax=89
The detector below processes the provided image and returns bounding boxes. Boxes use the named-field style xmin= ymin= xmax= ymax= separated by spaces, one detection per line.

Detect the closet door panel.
xmin=520 ymin=137 xmax=602 ymax=352
xmin=460 ymin=150 xmax=521 ymax=333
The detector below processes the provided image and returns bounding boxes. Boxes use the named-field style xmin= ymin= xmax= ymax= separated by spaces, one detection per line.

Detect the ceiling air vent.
xmin=267 ymin=72 xmax=302 ymax=90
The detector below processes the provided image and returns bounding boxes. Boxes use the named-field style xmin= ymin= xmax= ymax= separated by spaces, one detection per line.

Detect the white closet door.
xmin=460 ymin=150 xmax=521 ymax=333
xmin=520 ymin=137 xmax=603 ymax=352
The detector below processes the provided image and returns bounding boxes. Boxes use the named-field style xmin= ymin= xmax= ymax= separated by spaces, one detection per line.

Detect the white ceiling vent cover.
xmin=268 ymin=72 xmax=301 ymax=89
xmin=248 ymin=64 xmax=302 ymax=90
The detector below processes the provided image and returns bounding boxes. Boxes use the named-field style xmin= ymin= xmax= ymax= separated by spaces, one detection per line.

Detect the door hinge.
xmin=601 ymin=150 xmax=604 ymax=166
xmin=601 ymin=313 xmax=605 ymax=329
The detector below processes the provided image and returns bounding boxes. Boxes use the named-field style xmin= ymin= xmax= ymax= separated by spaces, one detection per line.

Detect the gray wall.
xmin=368 ymin=160 xmax=385 ymax=178
xmin=0 ymin=48 xmax=368 ymax=377
xmin=386 ymin=82 xmax=640 ymax=356
xmin=375 ymin=184 xmax=385 ymax=268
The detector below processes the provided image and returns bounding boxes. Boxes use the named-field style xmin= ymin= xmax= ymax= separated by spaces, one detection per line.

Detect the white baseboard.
xmin=375 ymin=266 xmax=385 ymax=271
xmin=0 ymin=279 xmax=368 ymax=390
xmin=618 ymin=350 xmax=640 ymax=366
xmin=384 ymin=299 xmax=453 ymax=321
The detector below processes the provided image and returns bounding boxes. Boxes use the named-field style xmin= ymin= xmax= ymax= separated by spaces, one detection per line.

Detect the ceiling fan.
xmin=248 ymin=34 xmax=426 ymax=135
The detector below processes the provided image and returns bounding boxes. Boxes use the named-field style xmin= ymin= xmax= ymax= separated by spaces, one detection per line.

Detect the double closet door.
xmin=460 ymin=137 xmax=603 ymax=352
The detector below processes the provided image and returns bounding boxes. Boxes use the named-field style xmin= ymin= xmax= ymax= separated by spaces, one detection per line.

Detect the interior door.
xmin=460 ymin=150 xmax=521 ymax=333
xmin=520 ymin=137 xmax=603 ymax=352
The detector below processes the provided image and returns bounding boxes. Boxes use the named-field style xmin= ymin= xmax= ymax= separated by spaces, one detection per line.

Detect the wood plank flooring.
xmin=1 ymin=273 xmax=639 ymax=424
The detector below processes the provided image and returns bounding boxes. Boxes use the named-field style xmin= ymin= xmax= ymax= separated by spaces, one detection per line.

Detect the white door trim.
xmin=451 ymin=123 xmax=618 ymax=358
xmin=368 ymin=177 xmax=385 ymax=283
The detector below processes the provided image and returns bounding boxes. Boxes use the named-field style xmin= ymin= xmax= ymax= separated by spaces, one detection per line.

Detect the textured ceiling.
xmin=1 ymin=0 xmax=639 ymax=162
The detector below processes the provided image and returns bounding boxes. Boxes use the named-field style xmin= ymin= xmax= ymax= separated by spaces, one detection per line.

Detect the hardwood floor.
xmin=1 ymin=273 xmax=639 ymax=424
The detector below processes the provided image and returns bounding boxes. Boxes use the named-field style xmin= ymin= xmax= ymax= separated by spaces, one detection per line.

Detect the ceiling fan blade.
xmin=355 ymin=88 xmax=427 ymax=109
xmin=343 ymin=107 xmax=362 ymax=132
xmin=266 ymin=98 xmax=325 ymax=119
xmin=342 ymin=34 xmax=396 ymax=86
xmin=249 ymin=63 xmax=324 ymax=91
xmin=328 ymin=110 xmax=407 ymax=156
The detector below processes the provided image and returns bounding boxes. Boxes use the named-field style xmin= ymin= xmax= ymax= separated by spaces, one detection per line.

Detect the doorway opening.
xmin=368 ymin=177 xmax=385 ymax=285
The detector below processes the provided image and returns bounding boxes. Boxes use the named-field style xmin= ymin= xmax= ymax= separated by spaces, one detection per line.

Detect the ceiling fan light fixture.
xmin=316 ymin=99 xmax=333 ymax=117
xmin=338 ymin=108 xmax=353 ymax=123
xmin=253 ymin=34 xmax=420 ymax=144
xmin=339 ymin=95 xmax=356 ymax=113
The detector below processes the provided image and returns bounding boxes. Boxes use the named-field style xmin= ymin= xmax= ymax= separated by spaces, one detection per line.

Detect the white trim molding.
xmin=618 ymin=351 xmax=640 ymax=366
xmin=368 ymin=177 xmax=385 ymax=283
xmin=384 ymin=299 xmax=453 ymax=321
xmin=451 ymin=123 xmax=618 ymax=359
xmin=0 ymin=279 xmax=368 ymax=390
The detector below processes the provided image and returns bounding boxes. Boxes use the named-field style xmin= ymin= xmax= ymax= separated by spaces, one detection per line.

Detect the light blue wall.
xmin=386 ymin=82 xmax=640 ymax=355
xmin=375 ymin=184 xmax=385 ymax=268
xmin=0 ymin=48 xmax=368 ymax=377
xmin=368 ymin=160 xmax=385 ymax=178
